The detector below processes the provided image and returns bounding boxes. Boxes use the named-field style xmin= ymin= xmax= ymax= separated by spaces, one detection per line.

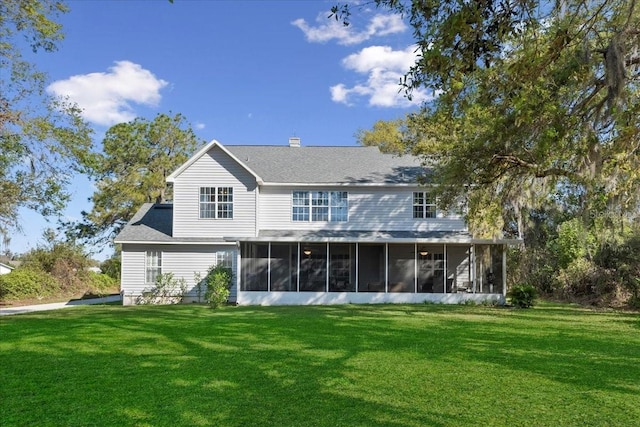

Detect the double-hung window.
xmin=292 ymin=191 xmax=310 ymax=221
xmin=292 ymin=191 xmax=348 ymax=222
xmin=330 ymin=191 xmax=348 ymax=221
xmin=200 ymin=187 xmax=233 ymax=219
xmin=145 ymin=251 xmax=162 ymax=284
xmin=413 ymin=191 xmax=437 ymax=219
xmin=311 ymin=191 xmax=329 ymax=221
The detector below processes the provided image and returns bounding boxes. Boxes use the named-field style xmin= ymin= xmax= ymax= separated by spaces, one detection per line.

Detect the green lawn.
xmin=1 ymin=303 xmax=639 ymax=426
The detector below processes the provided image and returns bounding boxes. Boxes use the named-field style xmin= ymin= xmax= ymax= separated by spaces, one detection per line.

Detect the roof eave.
xmin=260 ymin=182 xmax=431 ymax=187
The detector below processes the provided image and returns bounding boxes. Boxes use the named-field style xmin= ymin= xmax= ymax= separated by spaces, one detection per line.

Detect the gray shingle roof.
xmin=224 ymin=145 xmax=428 ymax=184
xmin=115 ymin=203 xmax=172 ymax=242
xmin=115 ymin=203 xmax=229 ymax=243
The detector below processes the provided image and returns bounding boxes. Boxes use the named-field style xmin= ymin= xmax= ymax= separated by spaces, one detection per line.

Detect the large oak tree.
xmin=337 ymin=0 xmax=640 ymax=238
xmin=1 ymin=0 xmax=93 ymax=238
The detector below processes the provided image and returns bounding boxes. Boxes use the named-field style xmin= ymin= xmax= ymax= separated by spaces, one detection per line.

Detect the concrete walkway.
xmin=0 ymin=294 xmax=122 ymax=316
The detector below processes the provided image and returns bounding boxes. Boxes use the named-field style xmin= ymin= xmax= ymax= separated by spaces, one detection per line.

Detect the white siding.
xmin=120 ymin=246 xmax=146 ymax=299
xmin=447 ymin=245 xmax=471 ymax=289
xmin=121 ymin=244 xmax=238 ymax=305
xmin=172 ymin=145 xmax=257 ymax=238
xmin=258 ymin=186 xmax=466 ymax=232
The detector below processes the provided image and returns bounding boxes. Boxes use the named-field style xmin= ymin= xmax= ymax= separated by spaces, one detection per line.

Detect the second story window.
xmin=413 ymin=191 xmax=437 ymax=219
xmin=200 ymin=187 xmax=233 ymax=219
xmin=293 ymin=191 xmax=348 ymax=222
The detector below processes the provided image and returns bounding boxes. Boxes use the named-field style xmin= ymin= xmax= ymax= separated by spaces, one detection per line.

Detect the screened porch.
xmin=239 ymin=242 xmax=506 ymax=296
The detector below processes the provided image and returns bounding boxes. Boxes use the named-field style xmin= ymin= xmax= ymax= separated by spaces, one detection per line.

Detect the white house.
xmin=115 ymin=138 xmax=518 ymax=305
xmin=0 ymin=262 xmax=14 ymax=275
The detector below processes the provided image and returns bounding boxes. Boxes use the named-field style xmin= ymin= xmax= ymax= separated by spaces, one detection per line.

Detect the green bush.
xmin=202 ymin=264 xmax=233 ymax=308
xmin=0 ymin=268 xmax=60 ymax=301
xmin=100 ymin=256 xmax=121 ymax=280
xmin=87 ymin=272 xmax=119 ymax=296
xmin=507 ymin=284 xmax=537 ymax=308
xmin=137 ymin=273 xmax=187 ymax=305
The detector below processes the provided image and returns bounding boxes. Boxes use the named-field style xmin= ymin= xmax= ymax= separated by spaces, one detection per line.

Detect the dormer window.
xmin=200 ymin=187 xmax=233 ymax=219
xmin=413 ymin=191 xmax=436 ymax=218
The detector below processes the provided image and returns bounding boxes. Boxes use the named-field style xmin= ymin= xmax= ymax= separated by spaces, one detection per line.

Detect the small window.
xmin=215 ymin=250 xmax=234 ymax=269
xmin=145 ymin=251 xmax=162 ymax=284
xmin=200 ymin=187 xmax=233 ymax=219
xmin=413 ymin=191 xmax=436 ymax=218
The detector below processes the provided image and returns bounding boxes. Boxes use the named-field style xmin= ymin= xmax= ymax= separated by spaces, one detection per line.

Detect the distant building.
xmin=0 ymin=262 xmax=15 ymax=275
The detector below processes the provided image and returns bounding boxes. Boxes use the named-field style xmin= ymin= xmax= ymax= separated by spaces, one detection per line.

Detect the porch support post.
xmin=443 ymin=244 xmax=448 ymax=294
xmin=236 ymin=243 xmax=242 ymax=299
xmin=471 ymin=244 xmax=476 ymax=293
xmin=267 ymin=242 xmax=271 ymax=292
xmin=326 ymin=241 xmax=330 ymax=292
xmin=414 ymin=243 xmax=418 ymax=293
xmin=385 ymin=243 xmax=389 ymax=293
xmin=502 ymin=244 xmax=507 ymax=296
xmin=296 ymin=242 xmax=300 ymax=292
xmin=355 ymin=243 xmax=359 ymax=293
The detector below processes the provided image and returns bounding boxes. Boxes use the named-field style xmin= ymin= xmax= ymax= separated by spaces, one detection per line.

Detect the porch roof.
xmin=231 ymin=230 xmax=521 ymax=245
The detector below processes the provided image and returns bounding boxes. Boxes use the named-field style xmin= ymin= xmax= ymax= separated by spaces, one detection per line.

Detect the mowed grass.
xmin=1 ymin=303 xmax=639 ymax=426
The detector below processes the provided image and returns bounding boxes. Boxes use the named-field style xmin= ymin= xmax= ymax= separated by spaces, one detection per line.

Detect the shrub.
xmin=548 ymin=219 xmax=596 ymax=269
xmin=100 ymin=256 xmax=121 ymax=280
xmin=0 ymin=268 xmax=60 ymax=301
xmin=507 ymin=284 xmax=537 ymax=308
xmin=87 ymin=272 xmax=119 ymax=297
xmin=137 ymin=273 xmax=187 ymax=305
xmin=202 ymin=264 xmax=233 ymax=308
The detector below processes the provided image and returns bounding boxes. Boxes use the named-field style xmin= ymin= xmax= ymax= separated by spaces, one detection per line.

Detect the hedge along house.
xmin=115 ymin=138 xmax=519 ymax=305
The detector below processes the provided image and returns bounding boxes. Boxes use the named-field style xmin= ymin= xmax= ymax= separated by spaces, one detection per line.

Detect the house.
xmin=115 ymin=138 xmax=518 ymax=305
xmin=0 ymin=262 xmax=14 ymax=275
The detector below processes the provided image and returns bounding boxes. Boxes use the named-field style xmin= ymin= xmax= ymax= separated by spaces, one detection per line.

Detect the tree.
xmin=1 ymin=0 xmax=94 ymax=238
xmin=336 ymin=0 xmax=640 ymax=237
xmin=70 ymin=113 xmax=204 ymax=244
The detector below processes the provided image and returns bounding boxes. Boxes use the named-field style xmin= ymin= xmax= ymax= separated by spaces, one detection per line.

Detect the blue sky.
xmin=12 ymin=0 xmax=429 ymax=259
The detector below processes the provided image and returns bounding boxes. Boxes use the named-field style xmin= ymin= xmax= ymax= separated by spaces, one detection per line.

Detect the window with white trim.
xmin=292 ymin=191 xmax=309 ymax=221
xmin=200 ymin=187 xmax=233 ymax=219
xmin=413 ymin=191 xmax=437 ymax=218
xmin=215 ymin=250 xmax=234 ymax=268
xmin=145 ymin=251 xmax=162 ymax=284
xmin=292 ymin=191 xmax=348 ymax=222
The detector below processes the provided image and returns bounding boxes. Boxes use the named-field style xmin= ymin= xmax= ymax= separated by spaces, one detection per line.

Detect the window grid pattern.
xmin=215 ymin=250 xmax=234 ymax=268
xmin=199 ymin=187 xmax=216 ymax=219
xmin=217 ymin=187 xmax=233 ymax=218
xmin=293 ymin=191 xmax=348 ymax=222
xmin=199 ymin=187 xmax=233 ymax=219
xmin=145 ymin=251 xmax=162 ymax=284
xmin=292 ymin=191 xmax=310 ymax=221
xmin=311 ymin=191 xmax=329 ymax=221
xmin=413 ymin=191 xmax=436 ymax=218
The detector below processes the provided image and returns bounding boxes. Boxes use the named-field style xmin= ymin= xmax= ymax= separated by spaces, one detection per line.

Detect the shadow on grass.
xmin=1 ymin=303 xmax=639 ymax=426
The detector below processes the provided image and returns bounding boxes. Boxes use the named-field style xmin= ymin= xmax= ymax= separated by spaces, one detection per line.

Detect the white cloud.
xmin=47 ymin=60 xmax=168 ymax=126
xmin=194 ymin=122 xmax=206 ymax=130
xmin=331 ymin=45 xmax=433 ymax=108
xmin=292 ymin=12 xmax=405 ymax=45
